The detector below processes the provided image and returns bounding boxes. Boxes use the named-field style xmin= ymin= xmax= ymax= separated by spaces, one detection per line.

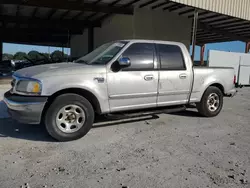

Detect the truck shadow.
xmin=0 ymin=99 xmax=201 ymax=142
xmin=0 ymin=118 xmax=55 ymax=142
xmin=93 ymin=114 xmax=159 ymax=129
xmin=171 ymin=110 xmax=202 ymax=117
xmin=0 ymin=115 xmax=160 ymax=142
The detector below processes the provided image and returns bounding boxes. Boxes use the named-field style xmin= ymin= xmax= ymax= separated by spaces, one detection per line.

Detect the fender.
xmin=40 ymin=74 xmax=110 ymax=113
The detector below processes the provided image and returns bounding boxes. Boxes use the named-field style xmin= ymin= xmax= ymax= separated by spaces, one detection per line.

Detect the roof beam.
xmin=96 ymin=0 xmax=138 ymax=23
xmin=15 ymin=4 xmax=20 ymax=28
xmin=230 ymin=27 xmax=250 ymax=33
xmin=179 ymin=8 xmax=194 ymax=15
xmin=60 ymin=10 xmax=71 ymax=20
xmin=211 ymin=19 xmax=249 ymax=28
xmin=152 ymin=1 xmax=171 ymax=9
xmin=139 ymin=0 xmax=157 ymax=8
xmin=3 ymin=0 xmax=133 ymax=15
xmin=16 ymin=5 xmax=20 ymax=17
xmin=197 ymin=34 xmax=224 ymax=40
xmin=188 ymin=11 xmax=211 ymax=19
xmin=125 ymin=0 xmax=142 ymax=7
xmin=198 ymin=22 xmax=249 ymax=42
xmin=225 ymin=24 xmax=250 ymax=31
xmin=47 ymin=9 xmax=57 ymax=19
xmin=234 ymin=30 xmax=250 ymax=35
xmin=0 ymin=28 xmax=83 ymax=35
xmin=72 ymin=11 xmax=84 ymax=20
xmin=164 ymin=4 xmax=185 ymax=11
xmin=205 ymin=17 xmax=233 ymax=25
xmin=72 ymin=0 xmax=103 ymax=20
xmin=192 ymin=14 xmax=218 ymax=20
xmin=196 ymin=32 xmax=218 ymax=38
xmin=198 ymin=37 xmax=232 ymax=45
xmin=0 ymin=15 xmax=101 ymax=29
xmin=32 ymin=7 xmax=38 ymax=18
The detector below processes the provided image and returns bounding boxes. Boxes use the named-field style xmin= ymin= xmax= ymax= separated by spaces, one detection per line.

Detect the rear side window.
xmin=156 ymin=44 xmax=186 ymax=70
xmin=121 ymin=43 xmax=154 ymax=71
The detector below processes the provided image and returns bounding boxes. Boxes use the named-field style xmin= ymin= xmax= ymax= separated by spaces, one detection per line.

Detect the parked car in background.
xmin=4 ymin=40 xmax=237 ymax=141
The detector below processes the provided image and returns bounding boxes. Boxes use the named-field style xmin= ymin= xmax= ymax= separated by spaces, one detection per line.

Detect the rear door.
xmin=156 ymin=43 xmax=192 ymax=106
xmin=107 ymin=42 xmax=158 ymax=112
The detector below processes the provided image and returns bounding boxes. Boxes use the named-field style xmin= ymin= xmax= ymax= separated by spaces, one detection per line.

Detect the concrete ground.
xmin=0 ymin=85 xmax=249 ymax=188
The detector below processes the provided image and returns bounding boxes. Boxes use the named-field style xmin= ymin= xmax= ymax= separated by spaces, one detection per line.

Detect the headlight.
xmin=16 ymin=80 xmax=42 ymax=94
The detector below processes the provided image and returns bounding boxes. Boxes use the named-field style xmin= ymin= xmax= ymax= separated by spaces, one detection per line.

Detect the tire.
xmin=45 ymin=94 xmax=94 ymax=141
xmin=196 ymin=86 xmax=223 ymax=117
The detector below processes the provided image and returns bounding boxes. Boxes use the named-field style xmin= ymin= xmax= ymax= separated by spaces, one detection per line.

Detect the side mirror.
xmin=118 ymin=57 xmax=131 ymax=67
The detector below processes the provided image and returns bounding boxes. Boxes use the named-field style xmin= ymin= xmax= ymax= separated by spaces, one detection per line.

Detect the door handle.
xmin=144 ymin=75 xmax=154 ymax=81
xmin=179 ymin=74 xmax=187 ymax=79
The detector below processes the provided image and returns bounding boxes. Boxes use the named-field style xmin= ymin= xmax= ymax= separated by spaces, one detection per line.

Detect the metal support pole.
xmin=245 ymin=42 xmax=250 ymax=53
xmin=200 ymin=44 xmax=205 ymax=66
xmin=0 ymin=40 xmax=3 ymax=61
xmin=88 ymin=27 xmax=94 ymax=53
xmin=191 ymin=9 xmax=199 ymax=62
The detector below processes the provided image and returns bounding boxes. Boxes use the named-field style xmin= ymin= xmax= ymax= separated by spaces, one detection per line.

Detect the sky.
xmin=191 ymin=41 xmax=247 ymax=60
xmin=3 ymin=41 xmax=247 ymax=60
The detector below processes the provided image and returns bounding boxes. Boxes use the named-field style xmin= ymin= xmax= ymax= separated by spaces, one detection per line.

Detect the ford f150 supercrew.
xmin=4 ymin=40 xmax=237 ymax=141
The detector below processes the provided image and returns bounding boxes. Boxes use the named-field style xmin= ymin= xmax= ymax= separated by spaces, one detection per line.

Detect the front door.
xmin=156 ymin=43 xmax=192 ymax=106
xmin=107 ymin=42 xmax=158 ymax=112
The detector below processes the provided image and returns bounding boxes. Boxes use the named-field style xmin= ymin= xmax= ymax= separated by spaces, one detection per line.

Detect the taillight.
xmin=233 ymin=75 xmax=236 ymax=84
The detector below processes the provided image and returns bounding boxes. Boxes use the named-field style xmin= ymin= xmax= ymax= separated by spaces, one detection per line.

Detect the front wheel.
xmin=45 ymin=94 xmax=94 ymax=141
xmin=196 ymin=86 xmax=223 ymax=117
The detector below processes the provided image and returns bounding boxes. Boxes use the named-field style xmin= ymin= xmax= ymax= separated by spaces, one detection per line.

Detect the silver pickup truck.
xmin=4 ymin=40 xmax=236 ymax=141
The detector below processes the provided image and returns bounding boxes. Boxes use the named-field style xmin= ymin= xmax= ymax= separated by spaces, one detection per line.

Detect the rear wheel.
xmin=45 ymin=94 xmax=94 ymax=141
xmin=196 ymin=86 xmax=223 ymax=117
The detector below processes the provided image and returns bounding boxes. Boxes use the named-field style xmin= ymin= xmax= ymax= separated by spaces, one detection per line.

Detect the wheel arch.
xmin=208 ymin=83 xmax=225 ymax=95
xmin=42 ymin=88 xmax=102 ymax=120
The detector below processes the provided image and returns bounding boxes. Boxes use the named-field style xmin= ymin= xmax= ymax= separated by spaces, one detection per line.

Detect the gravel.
xmin=0 ymin=85 xmax=249 ymax=188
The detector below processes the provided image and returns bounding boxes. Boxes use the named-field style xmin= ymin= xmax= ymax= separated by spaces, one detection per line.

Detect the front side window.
xmin=156 ymin=44 xmax=186 ymax=70
xmin=121 ymin=43 xmax=154 ymax=71
xmin=76 ymin=41 xmax=127 ymax=65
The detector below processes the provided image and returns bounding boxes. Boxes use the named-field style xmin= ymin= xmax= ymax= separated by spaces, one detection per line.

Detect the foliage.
xmin=2 ymin=53 xmax=14 ymax=61
xmin=42 ymin=53 xmax=50 ymax=59
xmin=51 ymin=50 xmax=67 ymax=62
xmin=2 ymin=50 xmax=68 ymax=62
xmin=13 ymin=52 xmax=27 ymax=60
xmin=28 ymin=51 xmax=43 ymax=60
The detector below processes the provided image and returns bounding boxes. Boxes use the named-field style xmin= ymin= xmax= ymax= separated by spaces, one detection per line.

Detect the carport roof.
xmin=1 ymin=0 xmax=250 ymax=46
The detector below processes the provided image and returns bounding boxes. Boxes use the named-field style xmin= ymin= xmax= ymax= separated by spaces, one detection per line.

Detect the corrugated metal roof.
xmin=1 ymin=0 xmax=250 ymax=46
xmin=170 ymin=0 xmax=250 ymax=21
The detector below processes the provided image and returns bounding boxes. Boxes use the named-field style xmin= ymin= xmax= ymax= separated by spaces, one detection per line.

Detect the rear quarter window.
xmin=156 ymin=44 xmax=186 ymax=70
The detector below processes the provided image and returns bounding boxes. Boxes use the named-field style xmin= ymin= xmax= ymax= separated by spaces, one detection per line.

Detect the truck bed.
xmin=190 ymin=66 xmax=235 ymax=102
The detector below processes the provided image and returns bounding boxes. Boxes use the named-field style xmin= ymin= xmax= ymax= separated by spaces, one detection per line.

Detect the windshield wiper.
xmin=75 ymin=60 xmax=88 ymax=64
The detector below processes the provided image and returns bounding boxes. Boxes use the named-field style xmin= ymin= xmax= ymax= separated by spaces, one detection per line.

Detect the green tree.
xmin=2 ymin=53 xmax=14 ymax=60
xmin=42 ymin=53 xmax=50 ymax=59
xmin=28 ymin=51 xmax=42 ymax=60
xmin=51 ymin=50 xmax=64 ymax=62
xmin=13 ymin=52 xmax=27 ymax=60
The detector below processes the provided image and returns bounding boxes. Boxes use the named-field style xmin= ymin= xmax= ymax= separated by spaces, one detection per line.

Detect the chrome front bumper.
xmin=4 ymin=91 xmax=47 ymax=124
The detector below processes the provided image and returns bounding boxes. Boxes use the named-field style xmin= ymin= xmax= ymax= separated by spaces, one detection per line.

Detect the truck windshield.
xmin=75 ymin=41 xmax=127 ymax=65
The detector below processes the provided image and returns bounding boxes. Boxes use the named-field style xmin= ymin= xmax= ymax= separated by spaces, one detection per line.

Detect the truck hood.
xmin=13 ymin=62 xmax=106 ymax=79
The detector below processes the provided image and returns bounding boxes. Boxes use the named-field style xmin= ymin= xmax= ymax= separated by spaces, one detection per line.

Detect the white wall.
xmin=70 ymin=9 xmax=192 ymax=57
